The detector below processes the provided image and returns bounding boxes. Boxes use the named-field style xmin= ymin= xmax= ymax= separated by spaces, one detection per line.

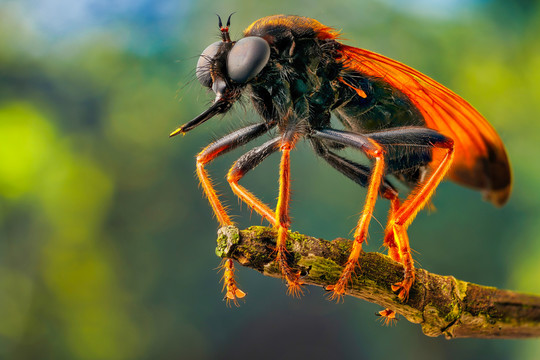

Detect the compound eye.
xmin=196 ymin=41 xmax=222 ymax=87
xmin=227 ymin=37 xmax=270 ymax=83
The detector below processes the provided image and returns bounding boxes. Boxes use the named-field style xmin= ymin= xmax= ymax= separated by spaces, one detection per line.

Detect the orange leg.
xmin=196 ymin=153 xmax=232 ymax=227
xmin=388 ymin=227 xmax=414 ymax=300
xmin=385 ymin=140 xmax=455 ymax=300
xmin=228 ymin=180 xmax=277 ymax=225
xmin=327 ymin=139 xmax=385 ymax=299
xmin=196 ymin=150 xmax=246 ymax=304
xmin=377 ymin=308 xmax=398 ymax=326
xmin=221 ymin=259 xmax=246 ymax=306
xmin=383 ymin=195 xmax=402 ymax=263
xmin=195 ymin=123 xmax=272 ymax=304
xmin=227 ymin=138 xmax=282 ymax=226
xmin=275 ymin=141 xmax=303 ymax=296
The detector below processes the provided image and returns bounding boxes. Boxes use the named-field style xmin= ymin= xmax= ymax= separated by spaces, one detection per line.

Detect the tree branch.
xmin=216 ymin=226 xmax=540 ymax=339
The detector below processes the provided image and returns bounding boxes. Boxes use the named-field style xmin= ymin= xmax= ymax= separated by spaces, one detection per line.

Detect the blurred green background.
xmin=1 ymin=0 xmax=540 ymax=359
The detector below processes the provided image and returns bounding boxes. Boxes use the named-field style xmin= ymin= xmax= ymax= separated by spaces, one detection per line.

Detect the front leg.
xmin=195 ymin=122 xmax=274 ymax=305
xmin=196 ymin=122 xmax=273 ymax=226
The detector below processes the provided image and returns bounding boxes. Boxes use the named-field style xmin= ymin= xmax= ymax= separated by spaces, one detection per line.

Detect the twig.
xmin=216 ymin=226 xmax=540 ymax=339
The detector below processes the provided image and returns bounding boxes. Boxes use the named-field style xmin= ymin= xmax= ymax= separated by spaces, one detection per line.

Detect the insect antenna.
xmin=226 ymin=12 xmax=235 ymax=27
xmin=216 ymin=13 xmax=234 ymax=42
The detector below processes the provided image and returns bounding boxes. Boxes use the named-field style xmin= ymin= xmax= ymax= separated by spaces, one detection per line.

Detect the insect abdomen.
xmin=335 ymin=72 xmax=426 ymax=133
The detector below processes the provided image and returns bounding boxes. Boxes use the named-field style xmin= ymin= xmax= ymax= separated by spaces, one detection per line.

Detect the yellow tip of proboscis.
xmin=169 ymin=128 xmax=184 ymax=137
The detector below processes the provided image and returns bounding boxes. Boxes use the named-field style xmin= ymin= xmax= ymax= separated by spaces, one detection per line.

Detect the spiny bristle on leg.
xmin=275 ymin=248 xmax=304 ymax=297
xmin=221 ymin=259 xmax=246 ymax=307
xmin=326 ymin=259 xmax=358 ymax=301
xmin=286 ymin=279 xmax=304 ymax=298
xmin=383 ymin=230 xmax=402 ymax=263
xmin=389 ymin=226 xmax=415 ymax=301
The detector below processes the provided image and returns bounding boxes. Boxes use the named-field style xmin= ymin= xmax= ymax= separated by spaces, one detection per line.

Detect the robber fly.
xmin=170 ymin=14 xmax=511 ymax=304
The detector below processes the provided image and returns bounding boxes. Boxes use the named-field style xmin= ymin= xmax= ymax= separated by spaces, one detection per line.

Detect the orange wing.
xmin=338 ymin=45 xmax=512 ymax=206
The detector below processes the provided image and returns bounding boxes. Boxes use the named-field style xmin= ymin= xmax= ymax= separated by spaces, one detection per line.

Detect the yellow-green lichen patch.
xmin=443 ymin=299 xmax=462 ymax=325
xmin=298 ymin=255 xmax=343 ymax=283
xmin=246 ymin=226 xmax=275 ymax=239
xmin=287 ymin=230 xmax=306 ymax=244
xmin=215 ymin=233 xmax=229 ymax=258
xmin=215 ymin=226 xmax=240 ymax=258
xmin=455 ymin=279 xmax=468 ymax=301
xmin=422 ymin=305 xmax=446 ymax=337
xmin=238 ymin=243 xmax=275 ymax=271
xmin=335 ymin=238 xmax=353 ymax=255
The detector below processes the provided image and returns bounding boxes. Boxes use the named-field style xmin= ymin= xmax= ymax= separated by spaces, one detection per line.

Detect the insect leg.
xmin=311 ymin=139 xmax=397 ymax=198
xmin=311 ymin=140 xmax=403 ymax=262
xmin=227 ymin=137 xmax=281 ymax=225
xmin=196 ymin=122 xmax=274 ymax=305
xmin=221 ymin=258 xmax=245 ymax=307
xmin=384 ymin=195 xmax=402 ymax=263
xmin=367 ymin=127 xmax=455 ymax=301
xmin=376 ymin=308 xmax=398 ymax=326
xmin=274 ymin=137 xmax=304 ymax=296
xmin=311 ymin=129 xmax=386 ymax=299
xmin=391 ymin=146 xmax=454 ymax=300
xmin=196 ymin=122 xmax=274 ymax=226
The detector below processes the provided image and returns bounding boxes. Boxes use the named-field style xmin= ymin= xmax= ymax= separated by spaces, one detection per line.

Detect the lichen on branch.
xmin=216 ymin=225 xmax=540 ymax=339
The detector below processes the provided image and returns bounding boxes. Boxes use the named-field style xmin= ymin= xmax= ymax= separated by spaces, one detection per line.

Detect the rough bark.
xmin=216 ymin=225 xmax=540 ymax=339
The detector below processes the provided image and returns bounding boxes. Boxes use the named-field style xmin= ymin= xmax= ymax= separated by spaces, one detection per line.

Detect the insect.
xmin=170 ymin=14 xmax=511 ymax=304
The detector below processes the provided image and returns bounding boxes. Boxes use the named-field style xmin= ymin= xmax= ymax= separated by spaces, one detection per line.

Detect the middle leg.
xmin=274 ymin=140 xmax=304 ymax=295
xmin=312 ymin=140 xmax=402 ymax=263
xmin=311 ymin=129 xmax=386 ymax=298
xmin=227 ymin=136 xmax=303 ymax=293
xmin=227 ymin=137 xmax=281 ymax=226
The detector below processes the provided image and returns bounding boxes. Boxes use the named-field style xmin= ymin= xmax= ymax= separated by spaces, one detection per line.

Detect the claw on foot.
xmin=325 ymin=283 xmax=345 ymax=302
xmin=221 ymin=259 xmax=246 ymax=307
xmin=224 ymin=288 xmax=246 ymax=307
xmin=286 ymin=275 xmax=304 ymax=297
xmin=276 ymin=250 xmax=304 ymax=297
xmin=325 ymin=259 xmax=358 ymax=301
xmin=376 ymin=308 xmax=398 ymax=326
xmin=391 ymin=271 xmax=415 ymax=301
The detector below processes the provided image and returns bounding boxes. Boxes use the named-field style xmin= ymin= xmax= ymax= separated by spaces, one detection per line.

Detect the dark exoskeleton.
xmin=171 ymin=15 xmax=510 ymax=304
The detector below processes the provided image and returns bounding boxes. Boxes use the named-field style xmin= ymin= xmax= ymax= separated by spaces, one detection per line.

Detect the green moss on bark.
xmin=215 ymin=226 xmax=540 ymax=339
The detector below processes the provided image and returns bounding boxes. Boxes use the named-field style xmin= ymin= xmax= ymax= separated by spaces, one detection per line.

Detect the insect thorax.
xmin=244 ymin=18 xmax=425 ymax=135
xmin=244 ymin=34 xmax=342 ymax=131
